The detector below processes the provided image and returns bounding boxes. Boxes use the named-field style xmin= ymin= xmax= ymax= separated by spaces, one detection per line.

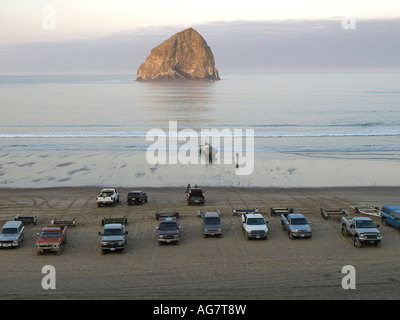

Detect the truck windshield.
xmin=247 ymin=218 xmax=265 ymax=225
xmin=41 ymin=231 xmax=61 ymax=237
xmin=103 ymin=229 xmax=123 ymax=236
xmin=190 ymin=189 xmax=203 ymax=195
xmin=205 ymin=218 xmax=220 ymax=225
xmin=1 ymin=228 xmax=17 ymax=234
xmin=356 ymin=220 xmax=376 ymax=228
xmin=291 ymin=218 xmax=308 ymax=225
xmin=129 ymin=193 xmax=140 ymax=197
xmin=159 ymin=222 xmax=177 ymax=231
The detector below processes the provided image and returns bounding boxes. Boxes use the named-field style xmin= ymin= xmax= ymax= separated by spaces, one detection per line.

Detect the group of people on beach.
xmin=186 ymin=183 xmax=198 ymax=192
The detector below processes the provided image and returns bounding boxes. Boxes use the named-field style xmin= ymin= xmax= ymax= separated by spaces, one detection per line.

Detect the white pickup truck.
xmin=233 ymin=208 xmax=268 ymax=240
xmin=96 ymin=188 xmax=120 ymax=207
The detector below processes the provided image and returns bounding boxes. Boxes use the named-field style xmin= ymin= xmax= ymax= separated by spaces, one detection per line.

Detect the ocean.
xmin=0 ymin=72 xmax=399 ymax=155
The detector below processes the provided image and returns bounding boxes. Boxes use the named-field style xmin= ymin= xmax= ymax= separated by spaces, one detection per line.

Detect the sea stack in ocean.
xmin=136 ymin=28 xmax=220 ymax=81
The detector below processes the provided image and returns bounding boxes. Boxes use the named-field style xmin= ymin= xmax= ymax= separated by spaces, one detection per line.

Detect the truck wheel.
xmin=342 ymin=225 xmax=348 ymax=236
xmin=281 ymin=223 xmax=285 ymax=230
xmin=382 ymin=218 xmax=387 ymax=226
xmin=354 ymin=237 xmax=362 ymax=248
xmin=288 ymin=231 xmax=294 ymax=240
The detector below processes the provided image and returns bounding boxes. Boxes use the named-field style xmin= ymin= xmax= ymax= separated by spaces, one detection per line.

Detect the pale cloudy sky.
xmin=1 ymin=0 xmax=399 ymax=44
xmin=0 ymin=0 xmax=399 ymax=74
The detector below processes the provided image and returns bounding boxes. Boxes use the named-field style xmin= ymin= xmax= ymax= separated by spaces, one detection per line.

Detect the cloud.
xmin=197 ymin=19 xmax=400 ymax=71
xmin=0 ymin=19 xmax=399 ymax=74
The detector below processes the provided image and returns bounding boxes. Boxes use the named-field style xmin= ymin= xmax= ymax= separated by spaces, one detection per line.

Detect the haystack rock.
xmin=136 ymin=28 xmax=220 ymax=81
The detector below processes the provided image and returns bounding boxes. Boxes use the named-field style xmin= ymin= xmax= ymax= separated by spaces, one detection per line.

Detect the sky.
xmin=0 ymin=0 xmax=399 ymax=74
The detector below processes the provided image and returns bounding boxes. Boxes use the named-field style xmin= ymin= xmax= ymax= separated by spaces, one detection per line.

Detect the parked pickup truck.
xmin=281 ymin=213 xmax=312 ymax=239
xmin=156 ymin=217 xmax=181 ymax=244
xmin=99 ymin=223 xmax=128 ymax=254
xmin=341 ymin=216 xmax=382 ymax=248
xmin=96 ymin=188 xmax=120 ymax=207
xmin=126 ymin=190 xmax=147 ymax=205
xmin=36 ymin=226 xmax=67 ymax=255
xmin=198 ymin=210 xmax=222 ymax=237
xmin=241 ymin=211 xmax=268 ymax=240
xmin=187 ymin=188 xmax=205 ymax=205
xmin=381 ymin=205 xmax=400 ymax=230
xmin=0 ymin=221 xmax=25 ymax=248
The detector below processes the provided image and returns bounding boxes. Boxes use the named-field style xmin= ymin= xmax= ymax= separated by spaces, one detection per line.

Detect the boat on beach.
xmin=199 ymin=143 xmax=217 ymax=156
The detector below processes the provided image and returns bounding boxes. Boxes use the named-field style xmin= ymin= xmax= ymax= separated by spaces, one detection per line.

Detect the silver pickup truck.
xmin=281 ymin=213 xmax=312 ymax=239
xmin=0 ymin=221 xmax=25 ymax=248
xmin=341 ymin=216 xmax=382 ymax=248
xmin=198 ymin=210 xmax=222 ymax=237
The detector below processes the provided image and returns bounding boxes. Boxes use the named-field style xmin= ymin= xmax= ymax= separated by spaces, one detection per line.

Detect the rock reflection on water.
xmin=137 ymin=80 xmax=217 ymax=128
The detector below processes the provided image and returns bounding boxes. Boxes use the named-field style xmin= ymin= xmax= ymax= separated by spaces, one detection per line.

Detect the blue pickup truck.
xmin=381 ymin=205 xmax=400 ymax=230
xmin=281 ymin=213 xmax=312 ymax=239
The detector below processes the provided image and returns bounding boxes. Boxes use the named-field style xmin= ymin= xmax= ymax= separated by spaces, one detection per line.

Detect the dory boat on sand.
xmin=199 ymin=143 xmax=217 ymax=156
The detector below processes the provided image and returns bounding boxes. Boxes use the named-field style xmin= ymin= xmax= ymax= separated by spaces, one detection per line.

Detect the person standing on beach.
xmin=186 ymin=184 xmax=190 ymax=193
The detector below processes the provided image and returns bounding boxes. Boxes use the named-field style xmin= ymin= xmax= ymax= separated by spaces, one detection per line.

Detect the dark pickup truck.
xmin=156 ymin=217 xmax=181 ymax=244
xmin=187 ymin=188 xmax=205 ymax=205
xmin=99 ymin=223 xmax=128 ymax=254
xmin=198 ymin=210 xmax=222 ymax=237
xmin=126 ymin=190 xmax=148 ymax=205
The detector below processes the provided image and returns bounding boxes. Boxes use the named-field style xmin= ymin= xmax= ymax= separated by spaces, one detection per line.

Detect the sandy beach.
xmin=0 ymin=185 xmax=400 ymax=300
xmin=1 ymin=149 xmax=400 ymax=189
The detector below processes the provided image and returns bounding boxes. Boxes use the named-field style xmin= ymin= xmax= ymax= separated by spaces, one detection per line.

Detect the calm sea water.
xmin=0 ymin=72 xmax=399 ymax=154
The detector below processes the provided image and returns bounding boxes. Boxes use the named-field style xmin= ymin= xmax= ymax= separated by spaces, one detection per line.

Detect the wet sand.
xmin=1 ymin=149 xmax=400 ymax=189
xmin=0 ymin=186 xmax=400 ymax=300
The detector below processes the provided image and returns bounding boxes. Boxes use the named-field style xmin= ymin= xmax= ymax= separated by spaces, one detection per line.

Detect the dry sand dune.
xmin=0 ymin=186 xmax=400 ymax=300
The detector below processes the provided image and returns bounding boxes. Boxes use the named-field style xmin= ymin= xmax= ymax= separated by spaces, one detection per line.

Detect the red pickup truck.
xmin=187 ymin=188 xmax=205 ymax=205
xmin=36 ymin=226 xmax=67 ymax=255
